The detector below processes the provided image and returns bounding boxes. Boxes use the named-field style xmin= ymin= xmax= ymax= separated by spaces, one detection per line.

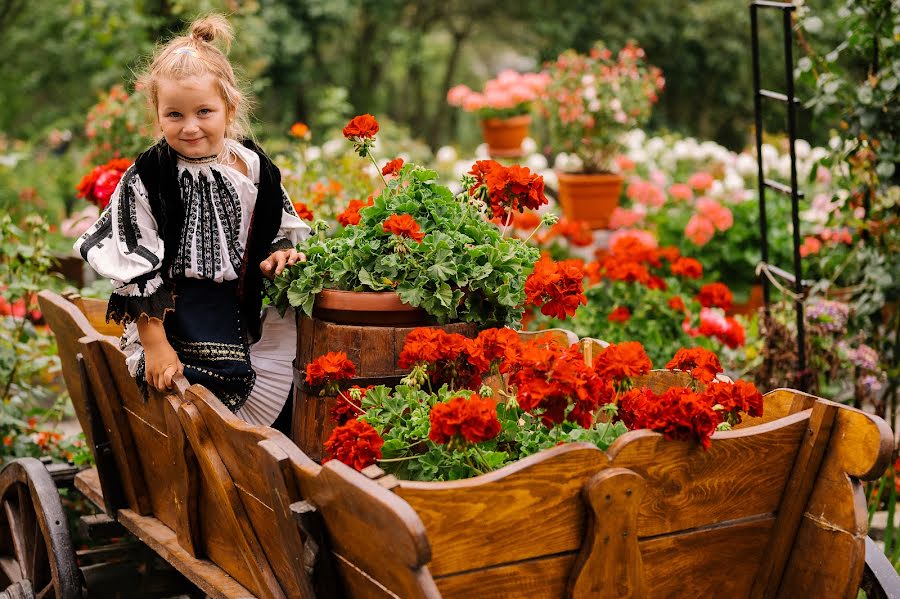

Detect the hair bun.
xmin=189 ymin=14 xmax=233 ymax=51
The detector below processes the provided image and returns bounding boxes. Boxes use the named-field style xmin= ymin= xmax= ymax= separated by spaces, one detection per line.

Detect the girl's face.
xmin=156 ymin=74 xmax=230 ymax=158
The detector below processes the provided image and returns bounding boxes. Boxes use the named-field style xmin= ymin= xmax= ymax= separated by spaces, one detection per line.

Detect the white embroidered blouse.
xmin=75 ymin=139 xmax=310 ymax=426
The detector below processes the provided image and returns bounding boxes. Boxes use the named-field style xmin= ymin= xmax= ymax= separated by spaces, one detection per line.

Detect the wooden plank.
xmin=164 ymin=393 xmax=201 ymax=558
xmin=432 ymin=553 xmax=577 ymax=599
xmin=396 ymin=443 xmax=604 ymax=577
xmin=751 ymin=400 xmax=837 ymax=599
xmin=177 ymin=400 xmax=287 ymax=599
xmin=73 ymin=468 xmax=105 ymax=510
xmin=184 ymin=386 xmax=314 ymax=599
xmin=66 ymin=295 xmax=124 ymax=337
xmin=778 ymin=516 xmax=865 ymax=599
xmin=296 ymin=459 xmax=440 ymax=599
xmin=114 ymin=508 xmax=256 ymax=599
xmin=640 ymin=515 xmax=775 ymax=598
xmin=609 ymin=411 xmax=810 ymax=537
xmin=79 ymin=338 xmax=152 ymax=514
xmin=736 ymin=388 xmax=818 ymax=429
xmin=568 ymin=468 xmax=645 ymax=599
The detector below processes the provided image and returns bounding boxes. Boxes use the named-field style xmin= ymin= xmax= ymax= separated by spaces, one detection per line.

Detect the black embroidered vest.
xmin=134 ymin=139 xmax=283 ymax=340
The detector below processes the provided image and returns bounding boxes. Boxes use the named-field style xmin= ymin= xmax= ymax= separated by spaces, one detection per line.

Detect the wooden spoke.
xmin=35 ymin=579 xmax=55 ymax=599
xmin=0 ymin=459 xmax=81 ymax=599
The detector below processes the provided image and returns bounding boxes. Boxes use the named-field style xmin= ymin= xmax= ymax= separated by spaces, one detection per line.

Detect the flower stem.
xmin=368 ymin=152 xmax=391 ymax=193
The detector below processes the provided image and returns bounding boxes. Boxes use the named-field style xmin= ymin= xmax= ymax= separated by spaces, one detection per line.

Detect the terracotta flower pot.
xmin=555 ymin=171 xmax=624 ymax=230
xmin=312 ymin=289 xmax=430 ymax=327
xmin=480 ymin=114 xmax=531 ymax=158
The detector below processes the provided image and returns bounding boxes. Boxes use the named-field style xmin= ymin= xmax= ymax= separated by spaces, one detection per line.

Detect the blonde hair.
xmin=137 ymin=14 xmax=252 ymax=141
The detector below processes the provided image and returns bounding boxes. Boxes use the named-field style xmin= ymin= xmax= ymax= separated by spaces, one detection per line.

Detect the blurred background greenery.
xmin=0 ymin=0 xmax=843 ymax=151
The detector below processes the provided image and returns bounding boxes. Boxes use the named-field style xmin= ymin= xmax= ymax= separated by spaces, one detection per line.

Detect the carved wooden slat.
xmin=568 ymin=468 xmax=645 ymax=599
xmin=294 ymin=459 xmax=440 ymax=599
xmin=163 ymin=391 xmax=201 ymax=558
xmin=63 ymin=293 xmax=124 ymax=337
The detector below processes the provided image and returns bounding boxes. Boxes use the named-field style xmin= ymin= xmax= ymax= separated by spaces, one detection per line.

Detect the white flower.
xmin=553 ymin=152 xmax=583 ymax=173
xmin=526 ymin=153 xmax=548 ymax=171
xmin=322 ymin=138 xmax=344 ymax=158
xmin=582 ymin=86 xmax=597 ymax=101
xmin=452 ymin=160 xmax=472 ymax=181
xmin=646 ymin=137 xmax=666 ymax=158
xmin=761 ymin=143 xmax=779 ymax=166
xmin=794 ymin=139 xmax=811 ymax=159
xmin=475 ymin=143 xmax=490 ymax=159
xmin=588 ymin=99 xmax=601 ymax=112
xmin=723 ymin=172 xmax=745 ymax=192
xmin=541 ymin=169 xmax=558 ymax=189
xmin=610 ymin=98 xmax=622 ymax=111
xmin=735 ymin=153 xmax=757 ymax=178
xmin=521 ymin=137 xmax=538 ymax=155
xmin=305 ymin=146 xmax=322 ymax=162
xmin=435 ymin=146 xmax=458 ymax=164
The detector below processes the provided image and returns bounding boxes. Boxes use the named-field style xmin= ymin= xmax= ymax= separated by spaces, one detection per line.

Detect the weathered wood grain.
xmin=433 ymin=553 xmax=576 ymax=598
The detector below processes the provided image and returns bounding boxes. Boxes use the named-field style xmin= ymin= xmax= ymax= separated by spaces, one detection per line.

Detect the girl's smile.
xmin=157 ymin=74 xmax=229 ymax=158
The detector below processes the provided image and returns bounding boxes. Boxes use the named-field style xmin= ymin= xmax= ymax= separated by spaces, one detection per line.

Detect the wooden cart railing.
xmin=21 ymin=290 xmax=900 ymax=599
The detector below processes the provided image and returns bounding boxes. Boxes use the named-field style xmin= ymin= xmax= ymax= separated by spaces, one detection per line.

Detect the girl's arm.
xmin=137 ymin=316 xmax=183 ymax=390
xmin=260 ymin=185 xmax=311 ymax=279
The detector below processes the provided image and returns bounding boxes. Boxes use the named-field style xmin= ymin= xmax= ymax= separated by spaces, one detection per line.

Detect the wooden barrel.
xmin=292 ymin=314 xmax=476 ymax=461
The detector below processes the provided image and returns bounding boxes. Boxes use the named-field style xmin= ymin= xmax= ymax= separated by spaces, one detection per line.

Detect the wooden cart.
xmin=2 ymin=290 xmax=899 ymax=599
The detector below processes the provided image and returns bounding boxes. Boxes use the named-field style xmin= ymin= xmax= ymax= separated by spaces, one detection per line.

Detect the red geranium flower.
xmin=292 ymin=201 xmax=314 ymax=221
xmin=696 ymin=282 xmax=733 ymax=311
xmin=670 ymin=257 xmax=703 ymax=279
xmin=551 ymin=218 xmax=594 ymax=247
xmin=666 ymin=347 xmax=723 ymax=384
xmin=337 ymin=197 xmax=374 ymax=227
xmin=324 ymin=419 xmax=384 ymax=471
xmin=306 ymin=351 xmax=357 ymax=395
xmin=429 ymin=393 xmax=502 ymax=445
xmin=524 ymin=255 xmax=587 ymax=320
xmin=381 ymin=158 xmax=404 ymax=176
xmin=468 ymin=160 xmax=548 ymax=222
xmin=608 ymin=306 xmax=631 ymax=323
xmin=342 ymin=114 xmax=380 ymax=139
xmin=668 ymin=296 xmax=687 ymax=312
xmin=383 ymin=214 xmax=425 ymax=242
xmin=465 ymin=327 xmax=522 ymax=374
xmin=702 ymin=379 xmax=763 ymax=425
xmin=329 ymin=385 xmax=373 ymax=425
xmin=592 ymin=341 xmax=652 ymax=382
xmin=398 ymin=328 xmax=482 ymax=389
xmin=76 ymin=158 xmax=132 ymax=210
xmin=634 ymin=386 xmax=721 ymax=449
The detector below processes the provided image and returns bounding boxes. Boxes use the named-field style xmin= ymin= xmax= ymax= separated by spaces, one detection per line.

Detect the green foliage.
xmin=270 ymin=163 xmax=540 ymax=328
xmin=0 ymin=215 xmax=90 ymax=465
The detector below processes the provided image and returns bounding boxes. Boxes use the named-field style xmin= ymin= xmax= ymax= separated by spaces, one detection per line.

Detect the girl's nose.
xmin=183 ymin=119 xmax=199 ymax=133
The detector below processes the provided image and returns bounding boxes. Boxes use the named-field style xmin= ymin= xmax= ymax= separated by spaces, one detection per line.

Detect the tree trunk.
xmin=428 ymin=27 xmax=470 ymax=147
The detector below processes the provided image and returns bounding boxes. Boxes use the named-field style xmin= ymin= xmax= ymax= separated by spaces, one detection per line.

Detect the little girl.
xmin=75 ymin=14 xmax=307 ymax=432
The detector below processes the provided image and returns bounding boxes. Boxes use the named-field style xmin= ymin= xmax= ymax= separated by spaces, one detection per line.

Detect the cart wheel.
xmin=0 ymin=459 xmax=81 ymax=599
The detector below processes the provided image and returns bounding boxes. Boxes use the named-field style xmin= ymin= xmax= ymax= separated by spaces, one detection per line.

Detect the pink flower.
xmin=668 ymin=183 xmax=693 ymax=201
xmin=696 ymin=197 xmax=733 ymax=232
xmin=484 ymin=89 xmax=515 ymax=110
xmin=626 ymin=180 xmax=666 ymax=208
xmin=615 ymin=155 xmax=636 ymax=171
xmin=685 ymin=215 xmax=715 ymax=246
xmin=447 ymin=84 xmax=472 ymax=106
xmin=815 ymin=166 xmax=832 ymax=184
xmin=608 ymin=207 xmax=646 ymax=229
xmin=649 ymin=170 xmax=667 ymax=188
xmin=462 ymin=93 xmax=486 ymax=112
xmin=688 ymin=171 xmax=714 ymax=192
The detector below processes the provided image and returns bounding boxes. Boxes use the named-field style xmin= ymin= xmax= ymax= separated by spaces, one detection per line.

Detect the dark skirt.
xmin=137 ymin=277 xmax=255 ymax=411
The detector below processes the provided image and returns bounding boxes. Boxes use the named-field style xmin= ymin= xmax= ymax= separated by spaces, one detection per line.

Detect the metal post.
xmin=750 ymin=4 xmax=770 ymax=311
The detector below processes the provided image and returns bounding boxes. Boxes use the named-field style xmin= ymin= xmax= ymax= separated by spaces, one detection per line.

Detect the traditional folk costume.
xmin=75 ymin=138 xmax=309 ymax=426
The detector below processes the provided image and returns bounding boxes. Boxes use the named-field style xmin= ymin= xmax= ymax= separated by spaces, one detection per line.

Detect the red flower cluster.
xmin=617 ymin=386 xmax=720 ymax=449
xmin=292 ymin=201 xmax=314 ymax=221
xmin=696 ymin=282 xmax=733 ymax=311
xmin=695 ymin=308 xmax=746 ymax=349
xmin=701 ymin=380 xmax=763 ymax=426
xmin=337 ymin=197 xmax=374 ymax=227
xmin=670 ymin=257 xmax=703 ymax=279
xmin=507 ymin=342 xmax=610 ymax=428
xmin=429 ymin=393 xmax=502 ymax=445
xmin=524 ymin=255 xmax=587 ymax=320
xmin=342 ymin=114 xmax=379 ymax=139
xmin=324 ymin=419 xmax=384 ymax=471
xmin=398 ymin=328 xmax=482 ymax=389
xmin=590 ymin=235 xmax=679 ymax=291
xmin=549 ymin=218 xmax=594 ymax=247
xmin=469 ymin=160 xmax=548 ymax=221
xmin=330 ymin=385 xmax=374 ymax=425
xmin=465 ymin=327 xmax=522 ymax=374
xmin=607 ymin=306 xmax=631 ymax=323
xmin=306 ymin=352 xmax=357 ymax=393
xmin=381 ymin=158 xmax=404 ymax=176
xmin=76 ymin=158 xmax=132 ymax=210
xmin=665 ymin=347 xmax=722 ymax=383
xmin=383 ymin=214 xmax=425 ymax=242
xmin=592 ymin=341 xmax=653 ymax=381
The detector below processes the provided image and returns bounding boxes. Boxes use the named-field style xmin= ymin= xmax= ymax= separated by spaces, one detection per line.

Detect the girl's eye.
xmin=168 ymin=111 xmax=181 ymax=118
xmin=199 ymin=108 xmax=211 ymax=115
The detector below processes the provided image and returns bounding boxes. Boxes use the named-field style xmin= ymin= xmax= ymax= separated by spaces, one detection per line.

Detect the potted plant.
xmin=446 ymin=70 xmax=548 ymax=157
xmin=270 ymin=114 xmax=546 ymax=329
xmin=542 ymin=41 xmax=665 ymax=229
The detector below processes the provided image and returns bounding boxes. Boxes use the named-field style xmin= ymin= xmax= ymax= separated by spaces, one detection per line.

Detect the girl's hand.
xmin=143 ymin=338 xmax=184 ymax=391
xmin=260 ymin=248 xmax=306 ymax=280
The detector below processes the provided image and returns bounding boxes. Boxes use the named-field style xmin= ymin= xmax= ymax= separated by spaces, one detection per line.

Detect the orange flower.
xmin=670 ymin=257 xmax=703 ymax=279
xmin=381 ymin=158 xmax=404 ymax=176
xmin=342 ymin=114 xmax=380 ymax=139
xmin=666 ymin=347 xmax=723 ymax=384
xmin=524 ymin=256 xmax=587 ymax=320
xmin=607 ymin=306 xmax=631 ymax=323
xmin=290 ymin=122 xmax=310 ymax=138
xmin=592 ymin=341 xmax=652 ymax=381
xmin=429 ymin=393 xmax=502 ymax=445
xmin=337 ymin=197 xmax=373 ymax=227
xmin=383 ymin=214 xmax=425 ymax=242
xmin=668 ymin=295 xmax=687 ymax=312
